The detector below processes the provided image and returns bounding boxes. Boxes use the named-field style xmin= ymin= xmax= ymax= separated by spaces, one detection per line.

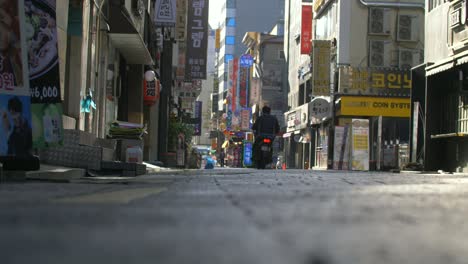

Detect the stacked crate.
xmin=39 ymin=129 xmax=115 ymax=171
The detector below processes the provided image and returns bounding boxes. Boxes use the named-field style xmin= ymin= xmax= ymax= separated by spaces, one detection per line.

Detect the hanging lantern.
xmin=144 ymin=70 xmax=158 ymax=105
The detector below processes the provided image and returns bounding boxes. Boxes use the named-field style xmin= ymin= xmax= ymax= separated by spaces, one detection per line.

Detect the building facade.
xmin=214 ymin=0 xmax=285 ymax=112
xmin=284 ymin=0 xmax=425 ymax=170
xmin=417 ymin=0 xmax=468 ymax=172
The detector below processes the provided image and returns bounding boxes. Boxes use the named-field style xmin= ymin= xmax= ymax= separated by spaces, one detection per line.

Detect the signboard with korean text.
xmin=185 ymin=0 xmax=209 ymax=80
xmin=301 ymin=5 xmax=313 ymax=54
xmin=215 ymin=29 xmax=221 ymax=51
xmin=339 ymin=96 xmax=411 ymax=118
xmin=143 ymin=79 xmax=160 ymax=105
xmin=176 ymin=42 xmax=186 ymax=80
xmin=230 ymin=58 xmax=239 ymax=112
xmin=194 ymin=101 xmax=202 ymax=136
xmin=243 ymin=140 xmax=253 ymax=167
xmin=226 ymin=110 xmax=232 ymax=131
xmin=239 ymin=66 xmax=249 ymax=108
xmin=176 ymin=0 xmax=187 ymax=40
xmin=240 ymin=54 xmax=254 ymax=67
xmin=240 ymin=108 xmax=251 ymax=131
xmin=250 ymin=78 xmax=261 ymax=105
xmin=0 ymin=0 xmax=33 ymax=157
xmin=285 ymin=110 xmax=298 ymax=132
xmin=351 ymin=119 xmax=369 ymax=171
xmin=309 ymin=97 xmax=330 ymax=124
xmin=175 ymin=0 xmax=186 ymax=80
xmin=155 ymin=0 xmax=177 ymax=27
xmin=338 ymin=67 xmax=411 ymax=97
xmin=25 ymin=0 xmax=63 ymax=149
xmin=312 ymin=40 xmax=331 ymax=96
xmin=231 ymin=110 xmax=241 ymax=131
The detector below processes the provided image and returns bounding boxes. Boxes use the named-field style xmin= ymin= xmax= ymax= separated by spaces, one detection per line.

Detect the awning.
xmin=107 ymin=3 xmax=154 ymax=65
xmin=110 ymin=33 xmax=153 ymax=65
xmin=458 ymin=55 xmax=468 ymax=66
xmin=431 ymin=133 xmax=468 ymax=139
xmin=426 ymin=61 xmax=455 ymax=77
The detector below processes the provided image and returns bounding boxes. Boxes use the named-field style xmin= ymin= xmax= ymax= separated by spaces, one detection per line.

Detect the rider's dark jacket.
xmin=252 ymin=113 xmax=280 ymax=137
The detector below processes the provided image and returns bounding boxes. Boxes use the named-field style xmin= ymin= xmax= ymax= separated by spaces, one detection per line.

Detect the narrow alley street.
xmin=1 ymin=170 xmax=468 ymax=264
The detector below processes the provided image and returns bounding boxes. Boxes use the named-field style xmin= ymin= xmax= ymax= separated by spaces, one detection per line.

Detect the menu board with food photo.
xmin=0 ymin=0 xmax=34 ymax=157
xmin=24 ymin=0 xmax=63 ymax=148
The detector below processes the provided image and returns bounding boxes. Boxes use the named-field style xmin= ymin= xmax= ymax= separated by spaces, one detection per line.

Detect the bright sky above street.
xmin=209 ymin=0 xmax=223 ymax=28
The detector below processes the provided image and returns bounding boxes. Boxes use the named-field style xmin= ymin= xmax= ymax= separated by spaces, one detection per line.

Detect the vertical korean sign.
xmin=240 ymin=108 xmax=251 ymax=131
xmin=194 ymin=101 xmax=202 ymax=136
xmin=25 ymin=0 xmax=63 ymax=149
xmin=185 ymin=0 xmax=209 ymax=80
xmin=155 ymin=0 xmax=177 ymax=27
xmin=239 ymin=54 xmax=252 ymax=108
xmin=351 ymin=119 xmax=369 ymax=171
xmin=175 ymin=0 xmax=187 ymax=80
xmin=312 ymin=40 xmax=331 ymax=96
xmin=243 ymin=140 xmax=253 ymax=167
xmin=231 ymin=58 xmax=239 ymax=112
xmin=0 ymin=0 xmax=33 ymax=157
xmin=301 ymin=5 xmax=313 ymax=54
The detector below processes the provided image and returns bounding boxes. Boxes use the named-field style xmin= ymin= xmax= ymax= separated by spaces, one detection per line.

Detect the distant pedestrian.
xmin=219 ymin=151 xmax=225 ymax=167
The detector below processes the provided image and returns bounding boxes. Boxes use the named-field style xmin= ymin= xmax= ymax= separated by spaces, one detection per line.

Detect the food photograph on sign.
xmin=24 ymin=0 xmax=58 ymax=80
xmin=0 ymin=0 xmax=23 ymax=90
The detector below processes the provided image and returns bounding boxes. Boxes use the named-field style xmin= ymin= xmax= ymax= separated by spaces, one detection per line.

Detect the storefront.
xmin=334 ymin=95 xmax=411 ymax=171
xmin=423 ymin=58 xmax=468 ymax=172
xmin=284 ymin=109 xmax=300 ymax=168
xmin=309 ymin=97 xmax=331 ymax=169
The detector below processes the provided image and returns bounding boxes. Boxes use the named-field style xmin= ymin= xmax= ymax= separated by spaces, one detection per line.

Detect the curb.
xmin=4 ymin=165 xmax=86 ymax=183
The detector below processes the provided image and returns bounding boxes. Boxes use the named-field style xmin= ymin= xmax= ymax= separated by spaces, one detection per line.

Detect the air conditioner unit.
xmin=397 ymin=14 xmax=419 ymax=42
xmin=398 ymin=49 xmax=420 ymax=69
xmin=369 ymin=8 xmax=391 ymax=35
xmin=369 ymin=40 xmax=390 ymax=67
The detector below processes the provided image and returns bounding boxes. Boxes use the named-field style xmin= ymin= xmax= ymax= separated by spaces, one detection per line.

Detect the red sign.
xmin=301 ymin=5 xmax=313 ymax=54
xmin=231 ymin=58 xmax=239 ymax=112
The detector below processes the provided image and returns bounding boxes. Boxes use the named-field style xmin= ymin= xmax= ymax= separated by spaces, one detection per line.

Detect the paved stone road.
xmin=1 ymin=169 xmax=468 ymax=264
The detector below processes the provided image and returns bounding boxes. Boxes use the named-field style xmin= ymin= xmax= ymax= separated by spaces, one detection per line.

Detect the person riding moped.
xmin=252 ymin=106 xmax=280 ymax=169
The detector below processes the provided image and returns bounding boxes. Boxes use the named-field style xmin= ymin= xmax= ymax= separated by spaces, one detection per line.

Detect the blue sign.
xmin=243 ymin=141 xmax=253 ymax=167
xmin=227 ymin=110 xmax=232 ymax=131
xmin=240 ymin=54 xmax=254 ymax=67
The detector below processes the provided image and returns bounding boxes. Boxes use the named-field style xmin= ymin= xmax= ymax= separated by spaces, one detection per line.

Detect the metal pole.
xmin=377 ymin=115 xmax=382 ymax=171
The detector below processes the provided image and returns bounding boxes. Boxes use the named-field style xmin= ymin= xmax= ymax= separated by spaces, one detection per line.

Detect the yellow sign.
xmin=215 ymin=29 xmax=221 ymax=51
xmin=312 ymin=40 xmax=331 ymax=96
xmin=340 ymin=96 xmax=411 ymax=117
xmin=339 ymin=67 xmax=411 ymax=97
xmin=313 ymin=0 xmax=324 ymax=12
xmin=353 ymin=135 xmax=368 ymax=150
